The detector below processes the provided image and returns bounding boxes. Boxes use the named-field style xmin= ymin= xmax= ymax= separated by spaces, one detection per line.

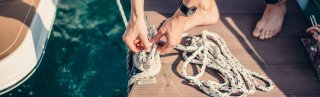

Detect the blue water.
xmin=3 ymin=0 xmax=130 ymax=97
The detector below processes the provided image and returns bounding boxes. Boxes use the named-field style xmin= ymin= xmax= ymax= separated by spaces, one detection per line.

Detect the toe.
xmin=264 ymin=30 xmax=271 ymax=39
xmin=253 ymin=28 xmax=261 ymax=38
xmin=266 ymin=30 xmax=272 ymax=39
xmin=259 ymin=29 xmax=267 ymax=40
xmin=271 ymin=29 xmax=280 ymax=37
xmin=270 ymin=30 xmax=277 ymax=37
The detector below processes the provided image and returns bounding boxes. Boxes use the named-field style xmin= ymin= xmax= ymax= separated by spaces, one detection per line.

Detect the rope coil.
xmin=175 ymin=30 xmax=274 ymax=97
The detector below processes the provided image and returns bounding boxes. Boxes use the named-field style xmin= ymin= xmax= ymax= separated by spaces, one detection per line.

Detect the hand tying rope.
xmin=128 ymin=26 xmax=161 ymax=85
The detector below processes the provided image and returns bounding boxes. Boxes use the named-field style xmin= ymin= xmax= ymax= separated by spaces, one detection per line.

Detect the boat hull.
xmin=0 ymin=0 xmax=59 ymax=95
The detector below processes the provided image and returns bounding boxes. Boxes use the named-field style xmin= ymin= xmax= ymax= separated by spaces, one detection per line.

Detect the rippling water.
xmin=3 ymin=0 xmax=130 ymax=97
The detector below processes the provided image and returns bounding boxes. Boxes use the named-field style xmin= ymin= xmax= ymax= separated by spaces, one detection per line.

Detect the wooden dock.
xmin=129 ymin=0 xmax=320 ymax=96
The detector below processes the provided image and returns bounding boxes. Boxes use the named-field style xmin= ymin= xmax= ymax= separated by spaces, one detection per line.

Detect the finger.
xmin=317 ymin=35 xmax=320 ymax=41
xmin=135 ymin=42 xmax=142 ymax=47
xmin=308 ymin=29 xmax=320 ymax=36
xmin=134 ymin=40 xmax=140 ymax=44
xmin=306 ymin=27 xmax=316 ymax=33
xmin=313 ymin=33 xmax=318 ymax=40
xmin=311 ymin=30 xmax=317 ymax=35
xmin=157 ymin=34 xmax=177 ymax=53
xmin=134 ymin=40 xmax=141 ymax=46
xmin=157 ymin=43 xmax=173 ymax=53
xmin=307 ymin=26 xmax=320 ymax=32
xmin=139 ymin=33 xmax=152 ymax=51
xmin=125 ymin=39 xmax=140 ymax=52
xmin=150 ymin=29 xmax=166 ymax=43
xmin=136 ymin=44 xmax=144 ymax=51
xmin=315 ymin=27 xmax=320 ymax=32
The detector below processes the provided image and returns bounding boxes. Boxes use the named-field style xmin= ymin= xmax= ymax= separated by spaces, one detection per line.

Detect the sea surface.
xmin=3 ymin=0 xmax=130 ymax=97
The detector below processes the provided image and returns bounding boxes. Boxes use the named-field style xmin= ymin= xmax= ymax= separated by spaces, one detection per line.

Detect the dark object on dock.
xmin=301 ymin=15 xmax=320 ymax=80
xmin=301 ymin=38 xmax=320 ymax=79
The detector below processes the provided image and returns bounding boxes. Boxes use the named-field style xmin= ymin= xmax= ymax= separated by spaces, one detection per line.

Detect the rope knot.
xmin=129 ymin=25 xmax=162 ymax=85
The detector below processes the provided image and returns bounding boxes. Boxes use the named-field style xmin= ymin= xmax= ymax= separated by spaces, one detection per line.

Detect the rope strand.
xmin=116 ymin=0 xmax=128 ymax=26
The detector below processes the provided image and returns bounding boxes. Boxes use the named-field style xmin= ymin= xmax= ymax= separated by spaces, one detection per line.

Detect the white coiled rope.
xmin=175 ymin=30 xmax=274 ymax=97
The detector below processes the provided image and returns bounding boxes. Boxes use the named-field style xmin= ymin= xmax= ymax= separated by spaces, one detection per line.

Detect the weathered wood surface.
xmin=129 ymin=0 xmax=320 ymax=97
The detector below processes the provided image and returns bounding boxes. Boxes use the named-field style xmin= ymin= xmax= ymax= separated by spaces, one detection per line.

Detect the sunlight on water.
xmin=3 ymin=0 xmax=130 ymax=97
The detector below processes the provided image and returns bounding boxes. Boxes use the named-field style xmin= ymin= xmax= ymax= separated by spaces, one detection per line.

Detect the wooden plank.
xmin=130 ymin=54 xmax=320 ymax=96
xmin=216 ymin=0 xmax=301 ymax=14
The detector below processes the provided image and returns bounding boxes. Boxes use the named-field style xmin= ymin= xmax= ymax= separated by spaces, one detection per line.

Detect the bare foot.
xmin=253 ymin=0 xmax=286 ymax=40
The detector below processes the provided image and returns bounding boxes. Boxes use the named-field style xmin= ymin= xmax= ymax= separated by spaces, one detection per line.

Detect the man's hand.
xmin=306 ymin=25 xmax=320 ymax=41
xmin=150 ymin=16 xmax=187 ymax=53
xmin=122 ymin=18 xmax=151 ymax=52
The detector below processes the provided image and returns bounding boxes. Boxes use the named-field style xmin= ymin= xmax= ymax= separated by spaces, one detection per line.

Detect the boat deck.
xmin=0 ymin=0 xmax=39 ymax=59
xmin=129 ymin=0 xmax=320 ymax=97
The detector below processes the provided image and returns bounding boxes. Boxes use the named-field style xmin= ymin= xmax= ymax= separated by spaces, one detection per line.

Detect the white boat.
xmin=0 ymin=0 xmax=58 ymax=95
